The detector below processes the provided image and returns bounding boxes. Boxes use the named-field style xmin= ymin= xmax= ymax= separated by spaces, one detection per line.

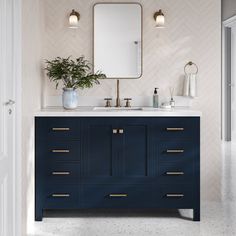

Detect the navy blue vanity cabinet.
xmin=35 ymin=117 xmax=81 ymax=221
xmin=35 ymin=116 xmax=200 ymax=221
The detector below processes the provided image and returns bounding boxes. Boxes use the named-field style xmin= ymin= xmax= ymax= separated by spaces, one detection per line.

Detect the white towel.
xmin=189 ymin=74 xmax=197 ymax=97
xmin=183 ymin=73 xmax=197 ymax=98
xmin=183 ymin=74 xmax=190 ymax=96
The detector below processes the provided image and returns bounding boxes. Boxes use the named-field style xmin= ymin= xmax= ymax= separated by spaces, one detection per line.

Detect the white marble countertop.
xmin=35 ymin=107 xmax=202 ymax=117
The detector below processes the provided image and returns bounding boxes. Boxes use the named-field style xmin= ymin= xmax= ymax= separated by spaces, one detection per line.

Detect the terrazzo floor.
xmin=28 ymin=142 xmax=236 ymax=236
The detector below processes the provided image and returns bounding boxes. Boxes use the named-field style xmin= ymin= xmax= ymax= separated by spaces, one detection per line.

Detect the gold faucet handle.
xmin=124 ymin=98 xmax=132 ymax=108
xmin=104 ymin=98 xmax=112 ymax=107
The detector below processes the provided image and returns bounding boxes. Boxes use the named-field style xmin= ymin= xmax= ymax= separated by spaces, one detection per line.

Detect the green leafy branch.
xmin=45 ymin=56 xmax=106 ymax=90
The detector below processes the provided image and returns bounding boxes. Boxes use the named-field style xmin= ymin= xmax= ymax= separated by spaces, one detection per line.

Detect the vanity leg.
xmin=193 ymin=208 xmax=200 ymax=221
xmin=35 ymin=209 xmax=43 ymax=221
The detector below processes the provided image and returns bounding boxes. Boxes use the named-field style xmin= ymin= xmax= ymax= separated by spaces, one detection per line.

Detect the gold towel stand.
xmin=184 ymin=61 xmax=198 ymax=75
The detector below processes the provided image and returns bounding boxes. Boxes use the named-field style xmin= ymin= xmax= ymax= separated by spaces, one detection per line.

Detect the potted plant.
xmin=45 ymin=56 xmax=106 ymax=109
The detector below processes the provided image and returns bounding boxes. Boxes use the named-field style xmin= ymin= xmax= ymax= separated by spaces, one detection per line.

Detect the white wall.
xmin=41 ymin=0 xmax=222 ymax=201
xmin=22 ymin=0 xmax=43 ymax=235
xmin=222 ymin=0 xmax=236 ymax=21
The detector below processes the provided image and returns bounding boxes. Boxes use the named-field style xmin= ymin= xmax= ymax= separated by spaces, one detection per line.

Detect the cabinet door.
xmin=119 ymin=119 xmax=152 ymax=180
xmin=82 ymin=118 xmax=118 ymax=182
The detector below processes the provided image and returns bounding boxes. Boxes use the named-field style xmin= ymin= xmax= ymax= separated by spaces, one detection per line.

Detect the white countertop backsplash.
xmin=44 ymin=95 xmax=193 ymax=108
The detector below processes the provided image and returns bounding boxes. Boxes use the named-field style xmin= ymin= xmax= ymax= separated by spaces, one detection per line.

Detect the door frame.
xmin=12 ymin=0 xmax=22 ymax=235
xmin=222 ymin=15 xmax=236 ymax=141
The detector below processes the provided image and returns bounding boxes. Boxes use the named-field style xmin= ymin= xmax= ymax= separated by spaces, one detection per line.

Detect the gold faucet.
xmin=115 ymin=80 xmax=121 ymax=107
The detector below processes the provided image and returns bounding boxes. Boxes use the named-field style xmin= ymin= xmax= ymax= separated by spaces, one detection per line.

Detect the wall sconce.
xmin=69 ymin=9 xmax=80 ymax=28
xmin=153 ymin=9 xmax=165 ymax=28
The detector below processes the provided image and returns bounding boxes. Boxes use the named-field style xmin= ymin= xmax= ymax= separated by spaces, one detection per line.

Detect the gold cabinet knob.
xmin=113 ymin=129 xmax=118 ymax=134
xmin=118 ymin=129 xmax=124 ymax=134
xmin=113 ymin=128 xmax=124 ymax=134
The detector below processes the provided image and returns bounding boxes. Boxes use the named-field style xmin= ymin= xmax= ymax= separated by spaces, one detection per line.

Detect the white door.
xmin=231 ymin=24 xmax=236 ymax=142
xmin=0 ymin=0 xmax=18 ymax=235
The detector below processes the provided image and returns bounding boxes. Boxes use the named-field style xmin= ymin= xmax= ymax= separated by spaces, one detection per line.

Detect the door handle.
xmin=5 ymin=99 xmax=15 ymax=106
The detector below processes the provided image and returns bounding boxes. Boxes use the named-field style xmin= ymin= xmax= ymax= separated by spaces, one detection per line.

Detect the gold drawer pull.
xmin=166 ymin=171 xmax=184 ymax=176
xmin=166 ymin=149 xmax=184 ymax=153
xmin=52 ymin=150 xmax=70 ymax=153
xmin=52 ymin=172 xmax=70 ymax=175
xmin=52 ymin=194 xmax=70 ymax=198
xmin=166 ymin=128 xmax=184 ymax=131
xmin=109 ymin=194 xmax=128 ymax=197
xmin=166 ymin=193 xmax=184 ymax=198
xmin=52 ymin=128 xmax=70 ymax=131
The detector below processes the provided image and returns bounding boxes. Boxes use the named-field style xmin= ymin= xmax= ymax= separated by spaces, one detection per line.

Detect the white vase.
xmin=62 ymin=88 xmax=78 ymax=109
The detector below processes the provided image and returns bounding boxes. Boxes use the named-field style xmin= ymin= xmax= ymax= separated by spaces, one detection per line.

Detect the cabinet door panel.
xmin=121 ymin=125 xmax=148 ymax=177
xmin=88 ymin=124 xmax=112 ymax=176
xmin=82 ymin=118 xmax=117 ymax=180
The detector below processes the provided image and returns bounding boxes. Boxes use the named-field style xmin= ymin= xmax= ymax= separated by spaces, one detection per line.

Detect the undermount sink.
xmin=93 ymin=107 xmax=143 ymax=111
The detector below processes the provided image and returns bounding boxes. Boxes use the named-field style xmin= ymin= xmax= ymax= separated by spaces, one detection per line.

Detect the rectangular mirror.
xmin=93 ymin=3 xmax=142 ymax=79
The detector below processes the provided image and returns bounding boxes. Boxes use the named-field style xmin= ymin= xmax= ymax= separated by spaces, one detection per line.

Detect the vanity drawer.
xmin=158 ymin=117 xmax=199 ymax=140
xmin=158 ymin=141 xmax=196 ymax=164
xmin=158 ymin=163 xmax=194 ymax=184
xmin=37 ymin=140 xmax=80 ymax=161
xmin=36 ymin=117 xmax=80 ymax=140
xmin=43 ymin=162 xmax=80 ymax=184
xmin=82 ymin=184 xmax=156 ymax=208
xmin=159 ymin=185 xmax=194 ymax=208
xmin=44 ymin=185 xmax=79 ymax=209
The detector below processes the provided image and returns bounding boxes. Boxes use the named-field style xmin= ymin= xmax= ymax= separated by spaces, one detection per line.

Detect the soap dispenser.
xmin=169 ymin=87 xmax=175 ymax=108
xmin=153 ymin=88 xmax=159 ymax=108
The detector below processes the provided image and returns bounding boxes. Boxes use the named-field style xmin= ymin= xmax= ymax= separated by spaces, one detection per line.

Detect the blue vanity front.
xmin=35 ymin=116 xmax=200 ymax=221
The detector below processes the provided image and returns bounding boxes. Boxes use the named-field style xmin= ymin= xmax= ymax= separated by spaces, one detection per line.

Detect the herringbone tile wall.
xmin=40 ymin=0 xmax=222 ymax=201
